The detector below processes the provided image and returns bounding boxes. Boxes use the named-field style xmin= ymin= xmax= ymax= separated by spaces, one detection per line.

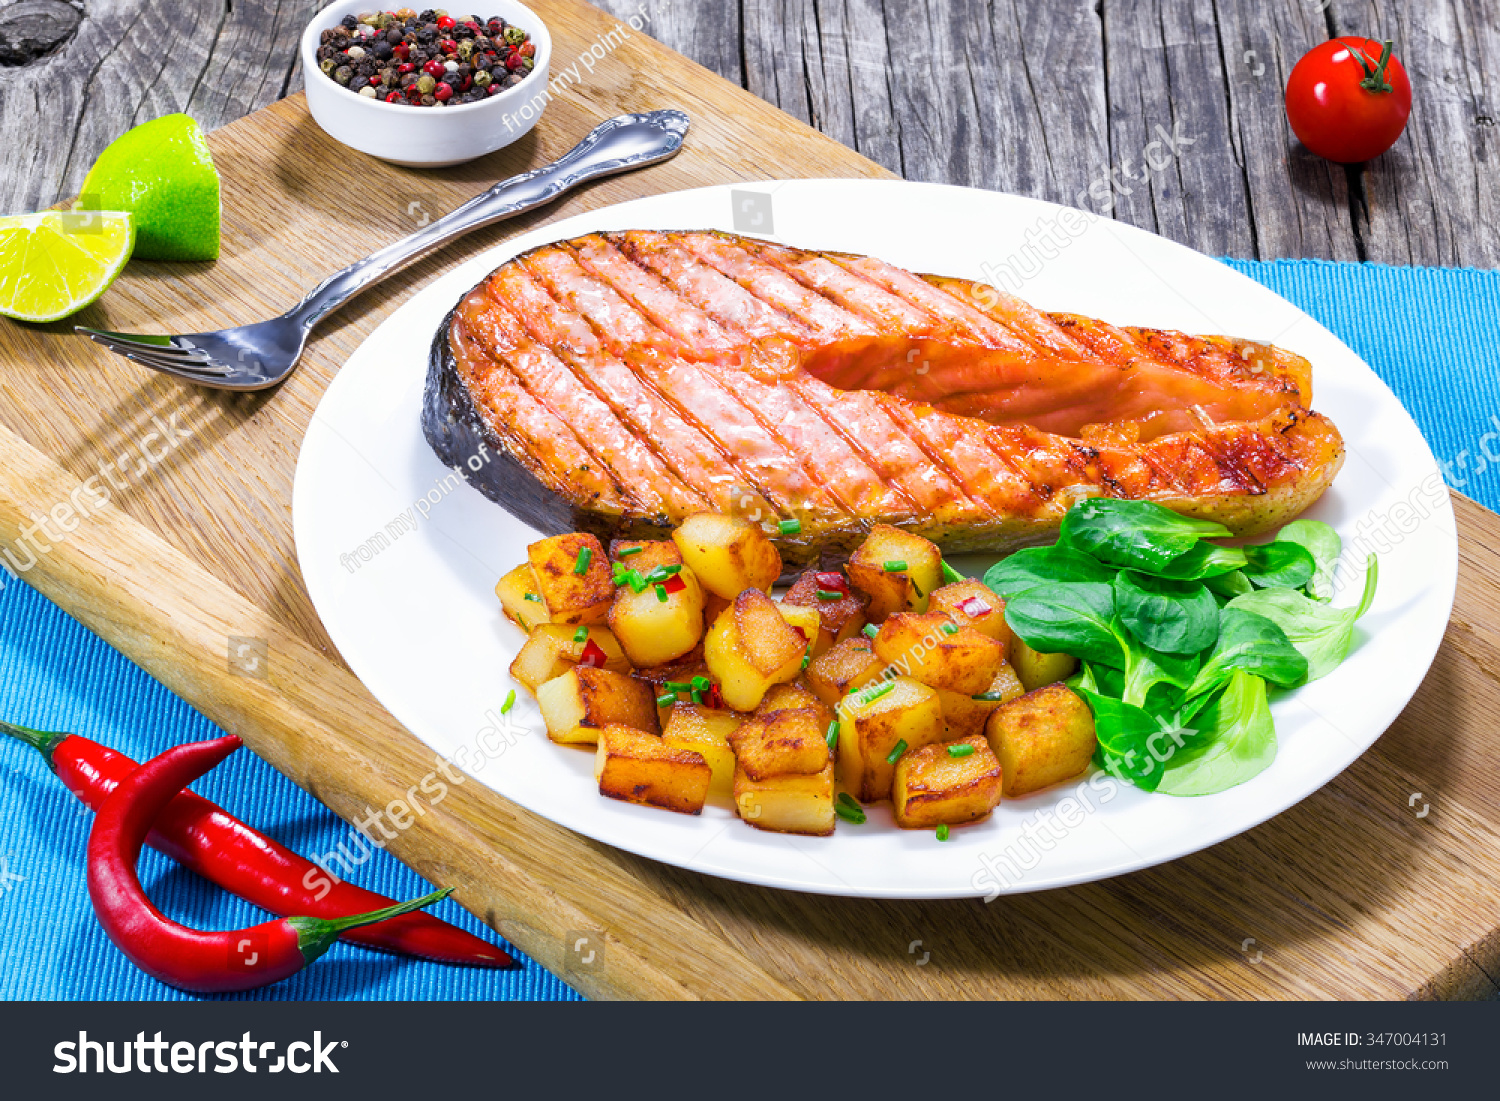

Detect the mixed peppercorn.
xmin=317 ymin=8 xmax=537 ymax=107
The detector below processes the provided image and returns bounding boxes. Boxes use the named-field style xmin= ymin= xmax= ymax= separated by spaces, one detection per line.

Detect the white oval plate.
xmin=292 ymin=179 xmax=1456 ymax=899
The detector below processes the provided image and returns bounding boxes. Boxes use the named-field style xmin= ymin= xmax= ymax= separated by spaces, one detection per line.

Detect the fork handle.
xmin=288 ymin=110 xmax=690 ymax=331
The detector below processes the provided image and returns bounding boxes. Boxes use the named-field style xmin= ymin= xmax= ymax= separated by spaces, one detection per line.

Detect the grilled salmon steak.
xmin=424 ymin=230 xmax=1344 ymax=567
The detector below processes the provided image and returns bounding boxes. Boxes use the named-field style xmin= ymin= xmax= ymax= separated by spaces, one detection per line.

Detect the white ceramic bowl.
xmin=301 ymin=0 xmax=552 ymax=167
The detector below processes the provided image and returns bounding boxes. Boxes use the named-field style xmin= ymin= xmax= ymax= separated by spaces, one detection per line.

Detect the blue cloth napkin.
xmin=0 ymin=257 xmax=1496 ymax=1001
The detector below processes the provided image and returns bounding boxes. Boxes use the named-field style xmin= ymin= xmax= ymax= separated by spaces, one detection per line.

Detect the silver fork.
xmin=77 ymin=109 xmax=690 ymax=391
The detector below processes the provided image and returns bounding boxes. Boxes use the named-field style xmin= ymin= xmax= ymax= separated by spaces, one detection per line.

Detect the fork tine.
xmin=121 ymin=354 xmax=238 ymax=386
xmin=85 ymin=337 xmax=235 ymax=377
xmin=77 ymin=329 xmax=215 ymax=365
xmin=80 ymin=332 xmax=231 ymax=375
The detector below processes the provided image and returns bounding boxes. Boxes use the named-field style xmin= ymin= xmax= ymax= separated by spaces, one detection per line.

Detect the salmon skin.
xmin=423 ymin=229 xmax=1344 ymax=568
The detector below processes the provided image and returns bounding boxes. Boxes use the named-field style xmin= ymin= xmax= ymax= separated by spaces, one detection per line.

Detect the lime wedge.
xmin=80 ymin=114 xmax=220 ymax=262
xmin=0 ymin=211 xmax=135 ymax=323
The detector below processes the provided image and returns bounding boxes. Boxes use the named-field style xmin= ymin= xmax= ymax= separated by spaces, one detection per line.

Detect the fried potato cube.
xmin=873 ymin=612 xmax=1006 ymax=696
xmin=928 ymin=580 xmax=1010 ymax=654
xmin=527 ymin=533 xmax=613 ymax=625
xmin=985 ymin=684 xmax=1097 ymax=796
xmin=495 ymin=564 xmax=550 ymax=633
xmin=758 ymin=680 xmax=834 ymax=727
xmin=594 ymin=725 xmax=711 ymax=814
xmin=846 ymin=525 xmax=943 ymax=620
xmin=934 ymin=662 xmax=1026 ymax=738
xmin=672 ymin=512 xmax=782 ymax=599
xmin=607 ymin=538 xmax=680 ymax=572
xmin=537 ymin=666 xmax=661 ymax=746
xmin=780 ymin=569 xmax=868 ymax=655
xmin=729 ymin=707 xmax=831 ymax=781
xmin=608 ymin=563 xmax=706 ymax=667
xmin=836 ymin=675 xmax=945 ymax=802
xmin=704 ymin=591 xmax=808 ymax=711
xmin=629 ymin=653 xmax=710 ymax=726
xmin=703 ymin=591 xmax=732 ymax=628
xmin=509 ymin=625 xmax=630 ymax=692
xmin=734 ymin=761 xmax=835 ymax=836
xmin=806 ymin=637 xmax=885 ymax=710
xmin=660 ymin=704 xmax=743 ymax=798
xmin=892 ymin=734 xmax=1004 ymax=829
xmin=1010 ymin=637 xmax=1079 ymax=692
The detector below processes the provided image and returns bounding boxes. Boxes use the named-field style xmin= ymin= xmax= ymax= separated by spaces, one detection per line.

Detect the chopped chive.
xmin=909 ymin=576 xmax=924 ymax=598
xmin=501 ymin=689 xmax=517 ymax=715
xmin=627 ymin=571 xmax=647 ymax=594
xmin=941 ymin=622 xmax=959 ymax=636
xmin=617 ymin=545 xmax=644 ymax=557
xmin=972 ymin=691 xmax=1006 ymax=702
xmin=862 ymin=623 xmax=879 ymax=639
xmin=941 ymin=560 xmax=965 ymax=585
xmin=825 ymin=721 xmax=839 ymax=748
xmin=643 ymin=563 xmax=682 ymax=583
xmin=573 ymin=626 xmax=588 ymax=643
xmin=837 ymin=792 xmax=862 ymax=810
xmin=883 ymin=559 xmax=907 ymax=572
xmin=779 ymin=518 xmax=802 ymax=535
xmin=663 ymin=680 xmax=690 ymax=692
xmin=936 ymin=824 xmax=951 ymax=842
xmin=653 ymin=584 xmax=667 ymax=602
xmin=656 ymin=693 xmax=676 ymax=708
xmin=800 ymin=652 xmax=811 ymax=670
xmin=859 ymin=680 xmax=895 ymax=705
xmin=573 ymin=547 xmax=592 ymax=575
xmin=690 ymin=689 xmax=704 ymax=704
xmin=523 ymin=592 xmax=541 ymax=603
xmin=834 ymin=804 xmax=866 ymax=825
xmin=885 ymin=738 xmax=908 ymax=765
xmin=816 ymin=589 xmax=844 ymax=602
xmin=947 ymin=743 xmax=975 ymax=758
xmin=690 ymin=675 xmax=711 ymax=690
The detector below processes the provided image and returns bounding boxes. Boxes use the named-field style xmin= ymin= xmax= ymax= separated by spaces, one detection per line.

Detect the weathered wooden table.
xmin=2 ymin=0 xmax=1496 ymax=267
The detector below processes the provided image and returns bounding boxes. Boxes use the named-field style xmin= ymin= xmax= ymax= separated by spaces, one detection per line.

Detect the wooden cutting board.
xmin=1 ymin=0 xmax=1497 ymax=1001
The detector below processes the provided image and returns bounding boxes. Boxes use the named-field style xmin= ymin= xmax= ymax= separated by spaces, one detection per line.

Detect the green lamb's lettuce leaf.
xmin=1241 ymin=541 xmax=1317 ymax=590
xmin=1157 ymin=670 xmax=1277 ymax=796
xmin=1226 ymin=555 xmax=1379 ymax=681
xmin=1155 ymin=541 xmax=1249 ymax=580
xmin=1077 ymin=688 xmax=1169 ymax=792
xmin=1274 ymin=519 xmax=1342 ymax=602
xmin=1002 ymin=582 xmax=1124 ymax=667
xmin=1185 ymin=607 xmax=1308 ymax=698
xmin=1205 ymin=569 xmax=1255 ymax=602
xmin=1059 ymin=498 xmax=1233 ymax=574
xmin=983 ymin=544 xmax=1116 ymax=597
xmin=1113 ymin=571 xmax=1220 ymax=655
xmin=1121 ymin=642 xmax=1199 ymax=712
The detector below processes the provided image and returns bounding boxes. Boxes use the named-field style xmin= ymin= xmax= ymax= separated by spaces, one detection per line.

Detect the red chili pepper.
xmin=88 ymin=735 xmax=450 ymax=993
xmin=661 ymin=574 xmax=687 ymax=595
xmin=814 ymin=570 xmax=848 ymax=592
xmin=578 ymin=638 xmax=609 ymax=668
xmin=706 ymin=683 xmax=725 ymax=710
xmin=0 ymin=719 xmax=512 ymax=968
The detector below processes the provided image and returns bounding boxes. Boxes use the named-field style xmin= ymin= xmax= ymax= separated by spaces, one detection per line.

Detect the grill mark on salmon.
xmin=617 ymin=233 xmax=988 ymax=525
xmin=569 ymin=234 xmax=923 ymax=522
xmin=456 ymin=292 xmax=692 ymax=519
xmin=525 ymin=244 xmax=854 ymax=523
xmin=423 ymin=230 xmax=1345 ymax=564
xmin=493 ymin=259 xmax=776 ymax=520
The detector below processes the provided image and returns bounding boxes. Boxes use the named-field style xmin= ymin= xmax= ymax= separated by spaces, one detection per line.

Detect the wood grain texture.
xmin=0 ymin=0 xmax=1497 ymax=1001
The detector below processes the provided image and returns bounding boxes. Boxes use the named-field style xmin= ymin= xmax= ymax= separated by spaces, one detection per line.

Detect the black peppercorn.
xmin=340 ymin=14 xmax=357 ymax=29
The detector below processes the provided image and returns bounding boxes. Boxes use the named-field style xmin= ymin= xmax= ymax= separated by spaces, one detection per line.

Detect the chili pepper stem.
xmin=288 ymin=887 xmax=453 ymax=964
xmin=0 ymin=717 xmax=67 ymax=770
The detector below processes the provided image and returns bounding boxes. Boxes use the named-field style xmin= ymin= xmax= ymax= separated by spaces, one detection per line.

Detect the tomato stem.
xmin=1358 ymin=39 xmax=1396 ymax=94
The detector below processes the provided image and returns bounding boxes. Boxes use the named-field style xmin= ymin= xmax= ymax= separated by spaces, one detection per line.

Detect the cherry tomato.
xmin=1285 ymin=37 xmax=1411 ymax=163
